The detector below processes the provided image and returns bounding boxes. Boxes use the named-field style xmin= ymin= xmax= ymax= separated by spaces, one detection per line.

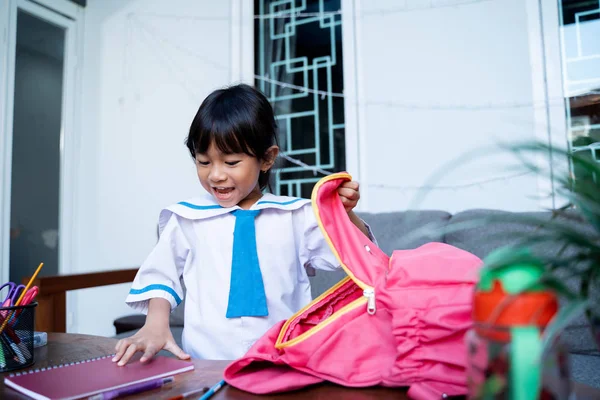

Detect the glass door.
xmin=1 ymin=0 xmax=78 ymax=285
xmin=557 ymin=0 xmax=600 ymax=180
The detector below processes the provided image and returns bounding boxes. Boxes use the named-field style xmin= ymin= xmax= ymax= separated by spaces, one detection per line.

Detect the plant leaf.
xmin=541 ymin=299 xmax=589 ymax=353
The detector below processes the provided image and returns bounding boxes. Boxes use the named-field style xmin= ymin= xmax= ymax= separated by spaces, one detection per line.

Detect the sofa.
xmin=114 ymin=208 xmax=600 ymax=388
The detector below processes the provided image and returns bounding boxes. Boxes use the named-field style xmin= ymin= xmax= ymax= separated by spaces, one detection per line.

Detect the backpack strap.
xmin=311 ymin=173 xmax=389 ymax=288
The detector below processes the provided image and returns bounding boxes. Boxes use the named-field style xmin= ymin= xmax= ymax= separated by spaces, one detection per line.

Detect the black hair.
xmin=185 ymin=84 xmax=278 ymax=190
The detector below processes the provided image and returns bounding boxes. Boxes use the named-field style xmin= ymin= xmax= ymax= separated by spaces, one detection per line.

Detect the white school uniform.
xmin=125 ymin=193 xmax=374 ymax=360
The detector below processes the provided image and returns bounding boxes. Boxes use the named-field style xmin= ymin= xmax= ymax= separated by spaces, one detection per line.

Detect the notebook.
xmin=4 ymin=354 xmax=194 ymax=400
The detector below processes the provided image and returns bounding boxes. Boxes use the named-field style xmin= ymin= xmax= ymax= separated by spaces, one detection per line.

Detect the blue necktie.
xmin=225 ymin=209 xmax=268 ymax=318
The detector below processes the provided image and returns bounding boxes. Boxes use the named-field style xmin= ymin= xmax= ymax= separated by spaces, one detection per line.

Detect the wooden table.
xmin=0 ymin=333 xmax=598 ymax=399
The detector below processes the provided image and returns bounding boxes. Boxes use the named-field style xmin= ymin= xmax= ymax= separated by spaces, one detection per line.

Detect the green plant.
xmin=498 ymin=141 xmax=600 ymax=348
xmin=406 ymin=140 xmax=600 ymax=350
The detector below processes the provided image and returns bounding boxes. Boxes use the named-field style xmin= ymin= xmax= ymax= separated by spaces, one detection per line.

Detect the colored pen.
xmin=88 ymin=376 xmax=174 ymax=400
xmin=0 ymin=307 xmax=26 ymax=342
xmin=0 ymin=263 xmax=43 ymax=335
xmin=166 ymin=386 xmax=209 ymax=400
xmin=9 ymin=340 xmax=26 ymax=364
xmin=0 ymin=333 xmax=18 ymax=361
xmin=198 ymin=379 xmax=226 ymax=400
xmin=0 ymin=343 xmax=6 ymax=368
xmin=0 ymin=316 xmax=23 ymax=345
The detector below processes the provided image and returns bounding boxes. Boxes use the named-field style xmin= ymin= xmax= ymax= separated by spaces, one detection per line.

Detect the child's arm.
xmin=117 ymin=213 xmax=191 ymax=365
xmin=337 ymin=181 xmax=372 ymax=238
xmin=299 ymin=179 xmax=377 ymax=272
xmin=347 ymin=210 xmax=370 ymax=238
xmin=112 ymin=298 xmax=189 ymax=366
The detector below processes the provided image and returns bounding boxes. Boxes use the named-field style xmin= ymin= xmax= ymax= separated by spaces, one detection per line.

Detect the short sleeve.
xmin=363 ymin=219 xmax=378 ymax=246
xmin=125 ymin=213 xmax=190 ymax=314
xmin=298 ymin=204 xmax=340 ymax=272
xmin=298 ymin=204 xmax=378 ymax=273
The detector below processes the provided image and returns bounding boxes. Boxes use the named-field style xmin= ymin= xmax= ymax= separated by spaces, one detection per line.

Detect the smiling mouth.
xmin=213 ymin=187 xmax=234 ymax=200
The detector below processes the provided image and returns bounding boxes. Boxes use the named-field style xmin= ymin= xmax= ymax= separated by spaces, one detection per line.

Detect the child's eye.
xmin=196 ymin=160 xmax=209 ymax=166
xmin=225 ymin=161 xmax=240 ymax=166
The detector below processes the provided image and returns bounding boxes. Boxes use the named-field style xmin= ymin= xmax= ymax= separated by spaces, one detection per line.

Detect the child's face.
xmin=195 ymin=142 xmax=276 ymax=209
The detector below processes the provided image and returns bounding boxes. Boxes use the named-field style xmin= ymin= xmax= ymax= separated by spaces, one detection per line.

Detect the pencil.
xmin=199 ymin=380 xmax=226 ymax=400
xmin=165 ymin=386 xmax=209 ymax=400
xmin=15 ymin=263 xmax=44 ymax=306
xmin=0 ymin=263 xmax=44 ymax=335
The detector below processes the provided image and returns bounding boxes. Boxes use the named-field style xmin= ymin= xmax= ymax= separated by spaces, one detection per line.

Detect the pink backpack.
xmin=224 ymin=173 xmax=482 ymax=399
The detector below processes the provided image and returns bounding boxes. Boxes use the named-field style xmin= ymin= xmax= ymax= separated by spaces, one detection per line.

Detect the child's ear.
xmin=261 ymin=146 xmax=279 ymax=171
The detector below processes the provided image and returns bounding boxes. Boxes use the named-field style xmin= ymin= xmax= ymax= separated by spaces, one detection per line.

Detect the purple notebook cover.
xmin=4 ymin=354 xmax=194 ymax=400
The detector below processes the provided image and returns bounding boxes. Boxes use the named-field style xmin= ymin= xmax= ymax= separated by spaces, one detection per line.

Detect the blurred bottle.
xmin=465 ymin=248 xmax=571 ymax=400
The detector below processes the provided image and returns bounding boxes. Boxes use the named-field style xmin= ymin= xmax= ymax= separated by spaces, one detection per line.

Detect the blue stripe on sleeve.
xmin=129 ymin=284 xmax=182 ymax=305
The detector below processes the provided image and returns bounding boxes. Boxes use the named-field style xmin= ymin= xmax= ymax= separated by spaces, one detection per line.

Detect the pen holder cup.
xmin=0 ymin=302 xmax=36 ymax=372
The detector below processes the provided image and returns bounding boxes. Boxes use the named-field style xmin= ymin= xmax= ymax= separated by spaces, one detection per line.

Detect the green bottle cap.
xmin=477 ymin=246 xmax=546 ymax=294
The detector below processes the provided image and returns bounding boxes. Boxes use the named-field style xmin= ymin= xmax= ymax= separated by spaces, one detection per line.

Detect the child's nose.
xmin=208 ymin=165 xmax=227 ymax=182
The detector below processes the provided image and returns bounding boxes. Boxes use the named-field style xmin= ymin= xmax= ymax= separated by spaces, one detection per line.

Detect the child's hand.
xmin=337 ymin=181 xmax=360 ymax=212
xmin=112 ymin=323 xmax=190 ymax=366
xmin=338 ymin=180 xmax=371 ymax=238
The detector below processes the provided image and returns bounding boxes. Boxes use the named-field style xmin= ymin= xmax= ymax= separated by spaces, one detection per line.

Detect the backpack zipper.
xmin=363 ymin=288 xmax=376 ymax=315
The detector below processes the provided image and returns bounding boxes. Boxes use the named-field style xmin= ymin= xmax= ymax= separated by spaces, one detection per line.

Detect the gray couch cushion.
xmin=359 ymin=210 xmax=451 ymax=254
xmin=443 ymin=209 xmax=555 ymax=259
xmin=308 ymin=270 xmax=347 ymax=299
xmin=571 ymin=353 xmax=600 ymax=388
xmin=444 ymin=209 xmax=597 ymax=261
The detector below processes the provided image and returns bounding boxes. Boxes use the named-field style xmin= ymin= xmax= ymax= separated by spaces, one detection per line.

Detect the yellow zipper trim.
xmin=275 ymin=276 xmax=352 ymax=347
xmin=275 ymin=296 xmax=367 ymax=349
xmin=310 ymin=173 xmax=370 ymax=291
xmin=274 ymin=173 xmax=374 ymax=349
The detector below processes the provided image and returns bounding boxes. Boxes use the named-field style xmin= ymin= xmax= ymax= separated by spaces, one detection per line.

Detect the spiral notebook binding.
xmin=7 ymin=354 xmax=116 ymax=378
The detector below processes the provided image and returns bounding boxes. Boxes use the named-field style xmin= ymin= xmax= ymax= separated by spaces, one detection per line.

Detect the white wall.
xmin=352 ymin=0 xmax=559 ymax=213
xmin=71 ymin=0 xmax=236 ymax=336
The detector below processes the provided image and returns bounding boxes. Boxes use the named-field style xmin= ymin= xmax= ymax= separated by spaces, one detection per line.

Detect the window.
xmin=254 ymin=0 xmax=346 ymax=198
xmin=558 ymin=0 xmax=600 ymax=179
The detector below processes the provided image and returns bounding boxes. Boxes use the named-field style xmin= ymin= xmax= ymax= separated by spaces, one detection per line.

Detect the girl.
xmin=113 ymin=84 xmax=374 ymax=365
